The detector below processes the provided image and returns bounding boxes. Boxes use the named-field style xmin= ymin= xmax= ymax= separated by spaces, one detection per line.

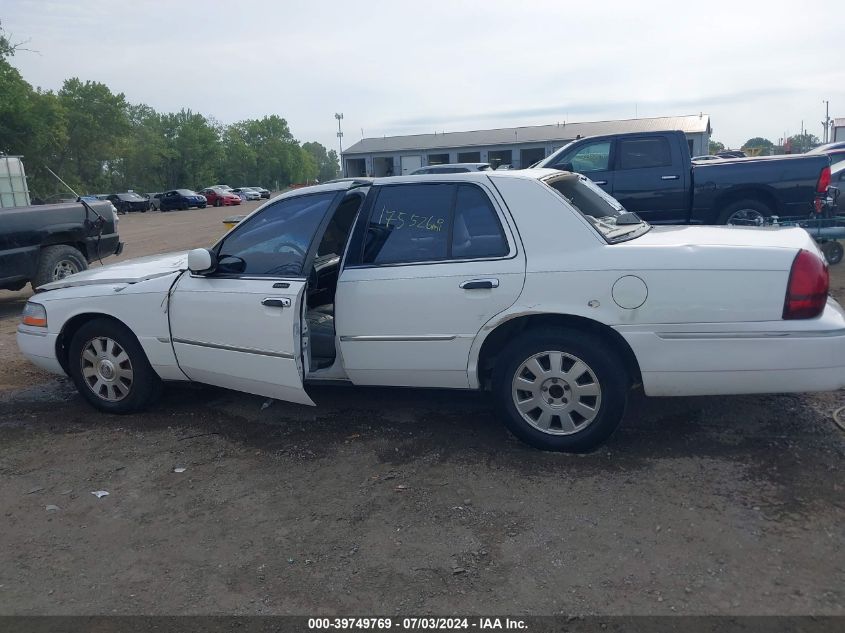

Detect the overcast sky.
xmin=4 ymin=0 xmax=844 ymax=152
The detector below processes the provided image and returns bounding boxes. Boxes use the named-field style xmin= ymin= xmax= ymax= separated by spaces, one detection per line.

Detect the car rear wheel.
xmin=67 ymin=318 xmax=161 ymax=414
xmin=492 ymin=329 xmax=629 ymax=452
xmin=34 ymin=245 xmax=88 ymax=288
xmin=214 ymin=199 xmax=222 ymax=207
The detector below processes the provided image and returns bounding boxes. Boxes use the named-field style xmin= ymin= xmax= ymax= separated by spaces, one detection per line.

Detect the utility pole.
xmin=822 ymin=100 xmax=831 ymax=143
xmin=335 ymin=113 xmax=344 ymax=177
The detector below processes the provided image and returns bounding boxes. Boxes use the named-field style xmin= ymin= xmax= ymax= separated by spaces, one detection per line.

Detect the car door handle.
xmin=593 ymin=180 xmax=608 ymax=185
xmin=261 ymin=297 xmax=291 ymax=308
xmin=459 ymin=278 xmax=499 ymax=290
xmin=661 ymin=175 xmax=679 ymax=180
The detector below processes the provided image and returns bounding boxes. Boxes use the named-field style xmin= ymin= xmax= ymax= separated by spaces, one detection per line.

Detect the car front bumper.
xmin=17 ymin=326 xmax=64 ymax=375
xmin=619 ymin=298 xmax=845 ymax=397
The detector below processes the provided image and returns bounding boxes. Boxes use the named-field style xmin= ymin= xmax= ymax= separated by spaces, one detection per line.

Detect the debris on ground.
xmin=45 ymin=505 xmax=59 ymax=512
xmin=173 ymin=467 xmax=186 ymax=473
xmin=91 ymin=490 xmax=109 ymax=499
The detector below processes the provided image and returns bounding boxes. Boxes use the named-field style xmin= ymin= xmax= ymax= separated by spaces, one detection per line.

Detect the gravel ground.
xmin=0 ymin=205 xmax=843 ymax=615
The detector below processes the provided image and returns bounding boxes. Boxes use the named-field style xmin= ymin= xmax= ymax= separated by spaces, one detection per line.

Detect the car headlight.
xmin=21 ymin=302 xmax=47 ymax=327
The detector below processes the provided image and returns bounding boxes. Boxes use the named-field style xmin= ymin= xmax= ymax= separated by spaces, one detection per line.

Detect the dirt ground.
xmin=0 ymin=205 xmax=843 ymax=615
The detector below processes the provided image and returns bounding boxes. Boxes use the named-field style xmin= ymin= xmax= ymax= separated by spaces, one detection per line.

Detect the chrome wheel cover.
xmin=511 ymin=350 xmax=602 ymax=435
xmin=726 ymin=208 xmax=765 ymax=226
xmin=52 ymin=259 xmax=80 ymax=280
xmin=80 ymin=337 xmax=134 ymax=402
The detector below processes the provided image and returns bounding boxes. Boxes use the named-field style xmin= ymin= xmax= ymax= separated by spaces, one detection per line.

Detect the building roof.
xmin=834 ymin=118 xmax=845 ymax=127
xmin=344 ymin=114 xmax=711 ymax=156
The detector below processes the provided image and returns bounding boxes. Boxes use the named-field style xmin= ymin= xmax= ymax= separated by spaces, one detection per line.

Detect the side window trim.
xmin=345 ymin=181 xmax=516 ymax=269
xmin=614 ymin=136 xmax=673 ymax=170
xmin=211 ymin=190 xmax=341 ymax=278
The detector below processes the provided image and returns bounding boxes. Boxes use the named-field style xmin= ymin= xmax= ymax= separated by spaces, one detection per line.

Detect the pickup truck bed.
xmin=0 ymin=201 xmax=122 ymax=291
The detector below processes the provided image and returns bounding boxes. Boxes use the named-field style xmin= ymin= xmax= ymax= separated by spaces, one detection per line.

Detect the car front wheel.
xmin=492 ymin=329 xmax=629 ymax=452
xmin=68 ymin=318 xmax=161 ymax=414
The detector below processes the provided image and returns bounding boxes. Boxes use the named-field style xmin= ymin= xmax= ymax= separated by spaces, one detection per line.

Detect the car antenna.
xmin=44 ymin=165 xmax=108 ymax=266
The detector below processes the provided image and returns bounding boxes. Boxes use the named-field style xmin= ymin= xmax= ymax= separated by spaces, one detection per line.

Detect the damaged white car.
xmin=17 ymin=170 xmax=845 ymax=451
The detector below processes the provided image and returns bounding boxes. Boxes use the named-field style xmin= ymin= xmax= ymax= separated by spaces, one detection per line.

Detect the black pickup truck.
xmin=0 ymin=201 xmax=122 ymax=291
xmin=536 ymin=130 xmax=831 ymax=225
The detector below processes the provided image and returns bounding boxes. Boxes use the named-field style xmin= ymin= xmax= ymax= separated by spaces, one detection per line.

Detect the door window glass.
xmin=452 ymin=185 xmax=508 ymax=258
xmin=617 ymin=137 xmax=672 ymax=169
xmin=558 ymin=141 xmax=611 ymax=173
xmin=363 ymin=184 xmax=453 ymax=264
xmin=217 ymin=192 xmax=336 ymax=276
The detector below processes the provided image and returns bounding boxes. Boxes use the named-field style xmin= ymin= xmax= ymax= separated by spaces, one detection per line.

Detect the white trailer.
xmin=0 ymin=156 xmax=31 ymax=208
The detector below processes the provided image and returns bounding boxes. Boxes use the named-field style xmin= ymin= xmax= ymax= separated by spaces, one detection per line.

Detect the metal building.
xmin=342 ymin=114 xmax=712 ymax=177
xmin=833 ymin=118 xmax=845 ymax=142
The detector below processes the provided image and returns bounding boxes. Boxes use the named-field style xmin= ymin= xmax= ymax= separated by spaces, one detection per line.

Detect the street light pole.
xmin=822 ymin=100 xmax=830 ymax=144
xmin=335 ymin=113 xmax=344 ymax=177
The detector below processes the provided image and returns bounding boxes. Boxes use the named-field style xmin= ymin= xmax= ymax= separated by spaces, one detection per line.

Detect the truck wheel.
xmin=492 ymin=329 xmax=629 ymax=452
xmin=68 ymin=318 xmax=161 ymax=414
xmin=821 ymin=241 xmax=843 ymax=265
xmin=33 ymin=245 xmax=88 ymax=288
xmin=718 ymin=199 xmax=773 ymax=226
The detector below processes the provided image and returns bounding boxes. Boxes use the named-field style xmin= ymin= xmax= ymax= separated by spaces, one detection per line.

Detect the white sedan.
xmin=17 ymin=170 xmax=845 ymax=451
xmin=232 ymin=187 xmax=262 ymax=201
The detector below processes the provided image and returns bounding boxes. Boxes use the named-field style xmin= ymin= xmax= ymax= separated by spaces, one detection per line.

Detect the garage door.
xmin=400 ymin=155 xmax=422 ymax=175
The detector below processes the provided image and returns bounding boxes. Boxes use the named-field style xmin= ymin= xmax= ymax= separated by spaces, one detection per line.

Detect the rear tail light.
xmin=816 ymin=165 xmax=831 ymax=193
xmin=782 ymin=249 xmax=829 ymax=319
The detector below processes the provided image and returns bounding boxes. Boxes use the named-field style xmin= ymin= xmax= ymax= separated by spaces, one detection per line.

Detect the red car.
xmin=199 ymin=187 xmax=242 ymax=207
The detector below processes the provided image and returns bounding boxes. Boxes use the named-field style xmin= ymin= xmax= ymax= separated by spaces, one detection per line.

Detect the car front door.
xmin=335 ymin=180 xmax=525 ymax=388
xmin=168 ymin=190 xmax=340 ymax=404
xmin=546 ymin=140 xmax=614 ymax=194
xmin=610 ymin=135 xmax=688 ymax=223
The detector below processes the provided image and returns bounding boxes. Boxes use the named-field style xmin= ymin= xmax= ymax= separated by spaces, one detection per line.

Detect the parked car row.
xmin=97 ymin=186 xmax=272 ymax=214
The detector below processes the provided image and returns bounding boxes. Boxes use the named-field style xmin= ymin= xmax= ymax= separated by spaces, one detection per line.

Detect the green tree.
xmin=56 ymin=78 xmax=129 ymax=192
xmin=118 ymin=104 xmax=169 ymax=192
xmin=302 ymin=141 xmax=339 ymax=182
xmin=786 ymin=132 xmax=819 ymax=154
xmin=742 ymin=137 xmax=774 ymax=156
xmin=220 ymin=125 xmax=257 ymax=186
xmin=234 ymin=115 xmax=316 ymax=188
xmin=161 ymin=109 xmax=222 ymax=189
xmin=708 ymin=140 xmax=725 ymax=155
xmin=0 ymin=21 xmax=68 ymax=198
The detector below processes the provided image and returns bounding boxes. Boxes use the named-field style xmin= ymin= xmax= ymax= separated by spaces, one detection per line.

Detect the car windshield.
xmin=176 ymin=189 xmax=196 ymax=196
xmin=543 ymin=173 xmax=651 ymax=243
xmin=118 ymin=193 xmax=144 ymax=201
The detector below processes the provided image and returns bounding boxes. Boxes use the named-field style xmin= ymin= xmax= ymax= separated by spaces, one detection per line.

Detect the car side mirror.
xmin=187 ymin=248 xmax=215 ymax=274
xmin=557 ymin=162 xmax=574 ymax=172
xmin=217 ymin=255 xmax=246 ymax=274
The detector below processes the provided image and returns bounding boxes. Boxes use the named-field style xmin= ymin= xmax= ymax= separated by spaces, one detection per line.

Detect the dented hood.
xmin=38 ymin=251 xmax=188 ymax=291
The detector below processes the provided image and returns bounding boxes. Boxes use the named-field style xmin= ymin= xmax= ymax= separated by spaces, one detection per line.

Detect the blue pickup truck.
xmin=536 ymin=130 xmax=831 ymax=225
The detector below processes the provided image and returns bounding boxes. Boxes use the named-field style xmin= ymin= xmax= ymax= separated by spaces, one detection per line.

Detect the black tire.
xmin=214 ymin=198 xmax=222 ymax=207
xmin=199 ymin=204 xmax=207 ymax=209
xmin=33 ymin=245 xmax=88 ymax=288
xmin=718 ymin=199 xmax=774 ymax=226
xmin=821 ymin=240 xmax=843 ymax=265
xmin=67 ymin=318 xmax=161 ymax=414
xmin=492 ymin=329 xmax=630 ymax=452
